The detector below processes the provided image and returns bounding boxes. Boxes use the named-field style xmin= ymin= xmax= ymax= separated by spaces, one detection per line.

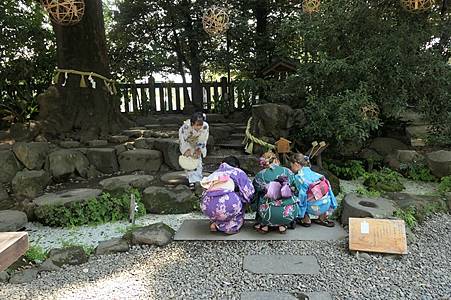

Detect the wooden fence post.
xmin=149 ymin=76 xmax=156 ymax=113
xmin=220 ymin=77 xmax=229 ymax=113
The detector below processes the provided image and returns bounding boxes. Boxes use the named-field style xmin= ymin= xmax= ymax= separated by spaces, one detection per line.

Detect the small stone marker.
xmin=243 ymin=255 xmax=319 ymax=275
xmin=349 ymin=218 xmax=408 ymax=255
xmin=129 ymin=194 xmax=136 ymax=225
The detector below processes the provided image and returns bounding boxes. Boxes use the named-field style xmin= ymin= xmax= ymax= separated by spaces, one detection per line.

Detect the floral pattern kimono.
xmin=293 ymin=167 xmax=337 ymax=218
xmin=252 ymin=165 xmax=299 ymax=226
xmin=178 ymin=119 xmax=209 ymax=183
xmin=201 ymin=163 xmax=255 ymax=233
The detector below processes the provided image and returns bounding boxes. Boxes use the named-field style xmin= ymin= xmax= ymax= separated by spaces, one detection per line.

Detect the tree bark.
xmin=38 ymin=0 xmax=131 ymax=142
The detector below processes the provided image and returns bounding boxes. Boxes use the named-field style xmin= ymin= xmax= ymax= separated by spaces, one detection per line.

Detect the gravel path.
xmin=1 ymin=213 xmax=450 ymax=300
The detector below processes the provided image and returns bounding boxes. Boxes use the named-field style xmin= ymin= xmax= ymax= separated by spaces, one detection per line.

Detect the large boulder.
xmin=368 ymin=137 xmax=409 ymax=157
xmin=385 ymin=192 xmax=449 ymax=222
xmin=95 ymin=238 xmax=129 ymax=255
xmin=48 ymin=246 xmax=88 ymax=267
xmin=108 ymin=135 xmax=129 ymax=144
xmin=128 ymin=223 xmax=174 ymax=247
xmin=251 ymin=104 xmax=306 ymax=139
xmin=396 ymin=150 xmax=423 ymax=164
xmin=426 ymin=150 xmax=451 ymax=178
xmin=0 ymin=185 xmax=13 ymax=210
xmin=0 ymin=150 xmax=22 ymax=183
xmin=12 ymin=170 xmax=50 ymax=199
xmin=12 ymin=142 xmax=49 ymax=170
xmin=152 ymin=139 xmax=181 ymax=170
xmin=118 ymin=149 xmax=163 ymax=173
xmin=33 ymin=188 xmax=102 ymax=207
xmin=9 ymin=269 xmax=38 ymax=284
xmin=341 ymin=193 xmax=397 ymax=225
xmin=142 ymin=185 xmax=199 ymax=214
xmin=48 ymin=149 xmax=89 ymax=178
xmin=86 ymin=148 xmax=119 ymax=174
xmin=0 ymin=210 xmax=28 ymax=232
xmin=99 ymin=175 xmax=155 ymax=192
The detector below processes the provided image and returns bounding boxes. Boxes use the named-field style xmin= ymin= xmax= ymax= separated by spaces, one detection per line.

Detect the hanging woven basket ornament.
xmin=361 ymin=104 xmax=380 ymax=120
xmin=202 ymin=6 xmax=230 ymax=36
xmin=41 ymin=0 xmax=85 ymax=26
xmin=303 ymin=0 xmax=321 ymax=14
xmin=400 ymin=0 xmax=435 ymax=12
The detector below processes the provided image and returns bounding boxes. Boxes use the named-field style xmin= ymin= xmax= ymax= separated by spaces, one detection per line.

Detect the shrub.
xmin=363 ymin=168 xmax=404 ymax=193
xmin=356 ymin=187 xmax=381 ymax=198
xmin=400 ymin=162 xmax=436 ymax=182
xmin=325 ymin=160 xmax=366 ymax=180
xmin=394 ymin=207 xmax=417 ymax=230
xmin=35 ymin=189 xmax=146 ymax=227
xmin=438 ymin=176 xmax=451 ymax=194
xmin=24 ymin=245 xmax=47 ymax=263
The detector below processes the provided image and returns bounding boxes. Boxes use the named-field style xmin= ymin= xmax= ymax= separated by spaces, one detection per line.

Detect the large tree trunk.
xmin=38 ymin=0 xmax=131 ymax=142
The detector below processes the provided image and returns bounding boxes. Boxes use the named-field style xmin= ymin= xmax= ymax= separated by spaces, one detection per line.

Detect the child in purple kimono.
xmin=200 ymin=156 xmax=255 ymax=234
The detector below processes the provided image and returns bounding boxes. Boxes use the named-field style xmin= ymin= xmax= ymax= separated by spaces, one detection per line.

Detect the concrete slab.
xmin=174 ymin=219 xmax=347 ymax=241
xmin=241 ymin=292 xmax=297 ymax=300
xmin=240 ymin=292 xmax=332 ymax=300
xmin=243 ymin=255 xmax=319 ymax=275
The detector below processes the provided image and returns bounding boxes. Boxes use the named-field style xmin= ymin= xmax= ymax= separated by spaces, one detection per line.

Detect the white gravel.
xmin=1 ymin=213 xmax=450 ymax=300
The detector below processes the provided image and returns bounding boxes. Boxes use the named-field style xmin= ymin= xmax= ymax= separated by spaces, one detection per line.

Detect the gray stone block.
xmin=243 ymin=255 xmax=319 ymax=275
xmin=341 ymin=193 xmax=397 ymax=225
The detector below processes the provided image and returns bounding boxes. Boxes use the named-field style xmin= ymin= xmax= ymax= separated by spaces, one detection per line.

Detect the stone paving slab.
xmin=243 ymin=255 xmax=319 ymax=275
xmin=240 ymin=292 xmax=332 ymax=300
xmin=174 ymin=219 xmax=347 ymax=241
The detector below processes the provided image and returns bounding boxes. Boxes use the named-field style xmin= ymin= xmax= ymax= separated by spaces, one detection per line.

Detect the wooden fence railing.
xmin=117 ymin=77 xmax=259 ymax=114
xmin=1 ymin=77 xmax=260 ymax=114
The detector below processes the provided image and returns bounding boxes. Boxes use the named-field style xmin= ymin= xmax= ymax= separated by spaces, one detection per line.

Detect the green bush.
xmin=24 ymin=245 xmax=47 ymax=263
xmin=394 ymin=207 xmax=417 ymax=230
xmin=363 ymin=168 xmax=404 ymax=193
xmin=400 ymin=162 xmax=436 ymax=182
xmin=325 ymin=160 xmax=366 ymax=180
xmin=35 ymin=189 xmax=146 ymax=227
xmin=356 ymin=187 xmax=381 ymax=198
xmin=438 ymin=176 xmax=451 ymax=194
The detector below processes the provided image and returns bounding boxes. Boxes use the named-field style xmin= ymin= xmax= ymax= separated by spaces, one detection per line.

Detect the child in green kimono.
xmin=252 ymin=151 xmax=299 ymax=234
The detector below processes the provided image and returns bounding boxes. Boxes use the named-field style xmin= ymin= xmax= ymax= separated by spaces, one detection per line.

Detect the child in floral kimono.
xmin=179 ymin=112 xmax=209 ymax=190
xmin=290 ymin=153 xmax=337 ymax=227
xmin=200 ymin=156 xmax=255 ymax=234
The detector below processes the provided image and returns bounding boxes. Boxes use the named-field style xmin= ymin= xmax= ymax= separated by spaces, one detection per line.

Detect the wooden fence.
xmin=1 ymin=77 xmax=260 ymax=114
xmin=117 ymin=77 xmax=259 ymax=114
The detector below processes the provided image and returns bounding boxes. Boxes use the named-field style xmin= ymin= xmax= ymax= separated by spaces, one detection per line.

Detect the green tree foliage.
xmin=0 ymin=0 xmax=55 ymax=125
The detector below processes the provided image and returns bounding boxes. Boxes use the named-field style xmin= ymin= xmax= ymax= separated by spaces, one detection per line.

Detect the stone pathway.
xmin=174 ymin=219 xmax=347 ymax=241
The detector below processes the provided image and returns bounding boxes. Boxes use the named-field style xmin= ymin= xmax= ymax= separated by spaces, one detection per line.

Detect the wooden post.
xmin=175 ymin=86 xmax=181 ymax=112
xmin=0 ymin=232 xmax=29 ymax=272
xmin=149 ymin=76 xmax=156 ymax=113
xmin=167 ymin=85 xmax=173 ymax=112
xmin=129 ymin=193 xmax=136 ymax=225
xmin=140 ymin=83 xmax=148 ymax=113
xmin=220 ymin=77 xmax=229 ymax=113
xmin=123 ymin=85 xmax=130 ymax=113
xmin=131 ymin=85 xmax=138 ymax=113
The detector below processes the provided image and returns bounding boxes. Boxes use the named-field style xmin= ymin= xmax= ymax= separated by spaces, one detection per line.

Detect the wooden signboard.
xmin=349 ymin=218 xmax=408 ymax=255
xmin=0 ymin=232 xmax=29 ymax=272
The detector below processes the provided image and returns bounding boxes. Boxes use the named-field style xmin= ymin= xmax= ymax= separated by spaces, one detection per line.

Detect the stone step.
xmin=241 ymin=292 xmax=332 ymax=300
xmin=174 ymin=219 xmax=347 ymax=241
xmin=215 ymin=140 xmax=245 ymax=149
xmin=243 ymin=255 xmax=320 ymax=275
xmin=231 ymin=133 xmax=245 ymax=139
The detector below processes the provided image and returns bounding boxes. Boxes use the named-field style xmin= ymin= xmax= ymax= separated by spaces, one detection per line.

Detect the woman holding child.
xmin=200 ymin=156 xmax=255 ymax=234
xmin=252 ymin=152 xmax=299 ymax=234
xmin=290 ymin=153 xmax=337 ymax=227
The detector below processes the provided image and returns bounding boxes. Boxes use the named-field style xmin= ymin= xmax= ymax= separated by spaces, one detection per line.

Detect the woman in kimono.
xmin=252 ymin=151 xmax=299 ymax=234
xmin=290 ymin=153 xmax=337 ymax=227
xmin=200 ymin=156 xmax=255 ymax=234
xmin=179 ymin=112 xmax=209 ymax=190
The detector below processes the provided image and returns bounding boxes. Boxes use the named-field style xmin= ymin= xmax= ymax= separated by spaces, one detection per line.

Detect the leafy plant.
xmin=0 ymin=89 xmax=39 ymax=124
xmin=35 ymin=189 xmax=146 ymax=227
xmin=394 ymin=207 xmax=417 ymax=229
xmin=438 ymin=176 xmax=451 ymax=194
xmin=325 ymin=160 xmax=366 ymax=180
xmin=356 ymin=187 xmax=381 ymax=198
xmin=24 ymin=245 xmax=47 ymax=263
xmin=400 ymin=162 xmax=436 ymax=182
xmin=363 ymin=168 xmax=404 ymax=193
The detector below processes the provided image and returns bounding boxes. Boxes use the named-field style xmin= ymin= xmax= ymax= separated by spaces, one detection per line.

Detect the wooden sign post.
xmin=349 ymin=218 xmax=408 ymax=255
